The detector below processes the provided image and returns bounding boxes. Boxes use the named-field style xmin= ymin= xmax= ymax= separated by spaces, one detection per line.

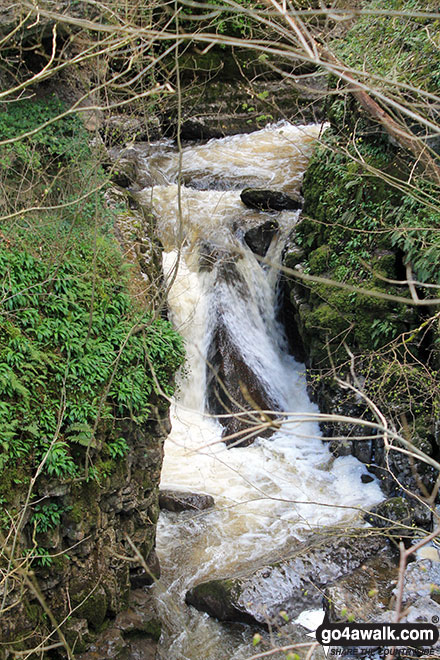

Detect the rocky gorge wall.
xmin=0 ymin=188 xmax=181 ymax=658
xmin=0 ymin=34 xmax=183 ymax=656
xmin=282 ymin=92 xmax=440 ymax=512
xmin=0 ymin=420 xmax=165 ymax=658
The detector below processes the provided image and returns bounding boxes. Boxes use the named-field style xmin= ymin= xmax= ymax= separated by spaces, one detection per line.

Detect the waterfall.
xmin=136 ymin=123 xmax=383 ymax=660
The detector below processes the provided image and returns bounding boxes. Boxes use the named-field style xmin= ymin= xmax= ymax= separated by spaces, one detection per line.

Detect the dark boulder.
xmin=206 ymin=316 xmax=281 ymax=447
xmin=240 ymin=188 xmax=302 ymax=212
xmin=244 ymin=220 xmax=279 ymax=257
xmin=186 ymin=532 xmax=390 ymax=627
xmin=161 ymin=113 xmax=223 ymax=141
xmin=159 ymin=490 xmax=215 ymax=512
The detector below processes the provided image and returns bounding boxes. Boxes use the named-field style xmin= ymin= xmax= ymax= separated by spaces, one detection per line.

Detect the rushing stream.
xmin=136 ymin=123 xmax=384 ymax=660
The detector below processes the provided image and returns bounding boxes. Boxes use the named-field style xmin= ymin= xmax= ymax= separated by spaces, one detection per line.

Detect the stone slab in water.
xmin=186 ymin=532 xmax=390 ymax=627
xmin=240 ymin=188 xmax=302 ymax=212
xmin=206 ymin=315 xmax=281 ymax=447
xmin=159 ymin=489 xmax=215 ymax=512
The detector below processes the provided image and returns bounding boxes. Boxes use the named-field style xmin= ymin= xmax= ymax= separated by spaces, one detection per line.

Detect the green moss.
xmin=76 ymin=590 xmax=108 ymax=630
xmin=24 ymin=602 xmax=43 ymax=626
xmin=370 ymin=253 xmax=396 ymax=280
xmin=303 ymin=303 xmax=349 ymax=336
xmin=308 ymin=245 xmax=331 ymax=275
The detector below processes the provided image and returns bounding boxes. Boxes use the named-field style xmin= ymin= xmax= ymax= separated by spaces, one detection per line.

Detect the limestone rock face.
xmin=0 ymin=418 xmax=166 ymax=658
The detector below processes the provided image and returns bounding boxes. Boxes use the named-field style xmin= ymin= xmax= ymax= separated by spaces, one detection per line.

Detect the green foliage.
xmin=31 ymin=502 xmax=68 ymax=533
xmin=390 ymin=181 xmax=440 ymax=283
xmin=179 ymin=0 xmax=265 ymax=39
xmin=0 ymin=241 xmax=184 ymax=484
xmin=295 ymin=118 xmax=440 ymax=442
xmin=0 ymin=94 xmax=90 ymax=169
xmin=371 ymin=318 xmax=399 ymax=348
xmin=107 ymin=437 xmax=129 ymax=460
xmin=30 ymin=546 xmax=54 ymax=568
xmin=300 ymin=130 xmax=440 ymax=286
xmin=333 ymin=0 xmax=440 ymax=94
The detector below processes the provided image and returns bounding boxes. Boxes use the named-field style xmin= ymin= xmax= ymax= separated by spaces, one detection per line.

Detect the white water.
xmin=137 ymin=123 xmax=383 ymax=660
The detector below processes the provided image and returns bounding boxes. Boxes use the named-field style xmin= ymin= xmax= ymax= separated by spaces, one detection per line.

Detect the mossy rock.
xmin=139 ymin=618 xmax=162 ymax=641
xmin=364 ymin=497 xmax=431 ymax=538
xmin=370 ymin=251 xmax=397 ymax=280
xmin=71 ymin=583 xmax=108 ymax=630
xmin=303 ymin=303 xmax=350 ymax=336
xmin=309 ymin=244 xmax=331 ymax=275
xmin=185 ymin=578 xmax=247 ymax=623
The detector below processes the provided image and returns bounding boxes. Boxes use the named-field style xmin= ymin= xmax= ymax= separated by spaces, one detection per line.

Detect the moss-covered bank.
xmin=0 ymin=94 xmax=184 ymax=657
xmin=283 ymin=0 xmax=440 ymax=500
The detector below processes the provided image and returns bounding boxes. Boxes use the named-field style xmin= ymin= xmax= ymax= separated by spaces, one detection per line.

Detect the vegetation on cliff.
xmin=0 ymin=74 xmax=184 ymax=657
xmin=283 ymin=1 xmax=440 ymax=499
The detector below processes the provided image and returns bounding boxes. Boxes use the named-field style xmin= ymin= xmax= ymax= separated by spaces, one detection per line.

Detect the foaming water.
xmin=137 ymin=123 xmax=383 ymax=660
xmin=145 ymin=121 xmax=321 ymax=192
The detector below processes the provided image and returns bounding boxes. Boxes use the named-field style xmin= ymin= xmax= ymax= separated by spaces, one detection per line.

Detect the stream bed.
xmin=136 ymin=123 xmax=384 ymax=660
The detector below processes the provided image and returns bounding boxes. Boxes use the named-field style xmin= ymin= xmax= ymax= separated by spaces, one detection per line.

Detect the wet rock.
xmin=323 ymin=554 xmax=398 ymax=622
xmin=206 ymin=317 xmax=281 ymax=447
xmin=76 ymin=628 xmax=125 ymax=660
xmin=159 ymin=489 xmax=215 ymax=512
xmin=244 ymin=220 xmax=279 ymax=257
xmin=103 ymin=114 xmax=160 ymax=146
xmin=186 ymin=532 xmax=389 ymax=626
xmin=364 ymin=497 xmax=432 ymax=540
xmin=125 ymin=638 xmax=158 ymax=660
xmin=115 ymin=589 xmax=162 ymax=639
xmin=107 ymin=147 xmax=153 ymax=189
xmin=240 ymin=188 xmax=302 ymax=212
xmin=199 ymin=244 xmax=239 ymax=273
xmin=369 ymin=556 xmax=440 ymax=655
xmin=76 ymin=589 xmax=160 ymax=659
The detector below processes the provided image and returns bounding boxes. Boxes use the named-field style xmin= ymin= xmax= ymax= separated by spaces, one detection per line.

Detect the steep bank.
xmin=0 ymin=96 xmax=184 ymax=658
xmin=283 ymin=1 xmax=440 ymax=507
